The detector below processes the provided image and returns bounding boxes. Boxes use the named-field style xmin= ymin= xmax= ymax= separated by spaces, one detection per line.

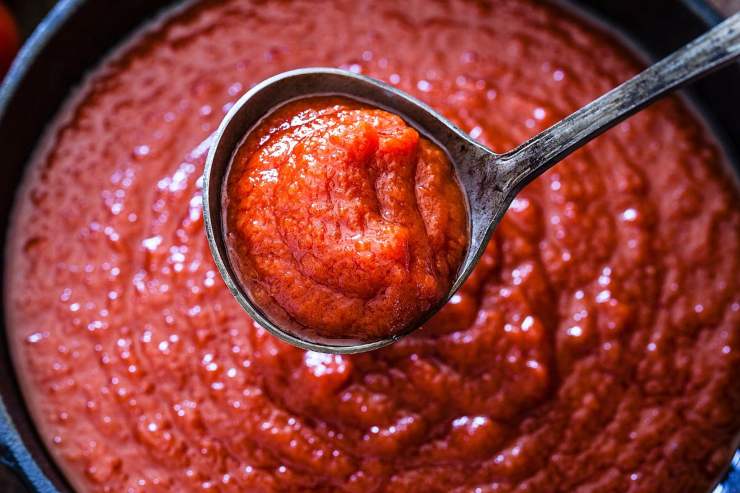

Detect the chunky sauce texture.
xmin=225 ymin=97 xmax=467 ymax=342
xmin=6 ymin=0 xmax=740 ymax=492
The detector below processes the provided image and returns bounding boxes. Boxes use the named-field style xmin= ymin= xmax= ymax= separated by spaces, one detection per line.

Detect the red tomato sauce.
xmin=225 ymin=97 xmax=468 ymax=342
xmin=6 ymin=1 xmax=740 ymax=492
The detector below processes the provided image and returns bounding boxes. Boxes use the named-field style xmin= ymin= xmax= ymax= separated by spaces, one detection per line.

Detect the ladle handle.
xmin=501 ymin=12 xmax=740 ymax=191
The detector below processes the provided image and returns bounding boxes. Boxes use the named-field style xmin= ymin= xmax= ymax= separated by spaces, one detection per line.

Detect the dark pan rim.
xmin=0 ymin=1 xmax=736 ymax=492
xmin=0 ymin=1 xmax=81 ymax=490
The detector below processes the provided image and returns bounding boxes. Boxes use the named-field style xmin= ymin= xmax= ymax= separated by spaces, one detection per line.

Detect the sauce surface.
xmin=225 ymin=97 xmax=467 ymax=342
xmin=6 ymin=0 xmax=740 ymax=492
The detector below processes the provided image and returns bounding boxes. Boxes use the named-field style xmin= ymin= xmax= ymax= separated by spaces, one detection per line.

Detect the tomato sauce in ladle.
xmin=205 ymin=14 xmax=740 ymax=353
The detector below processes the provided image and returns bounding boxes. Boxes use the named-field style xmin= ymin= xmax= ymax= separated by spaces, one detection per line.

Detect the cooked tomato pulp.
xmin=225 ymin=97 xmax=468 ymax=342
xmin=6 ymin=0 xmax=740 ymax=492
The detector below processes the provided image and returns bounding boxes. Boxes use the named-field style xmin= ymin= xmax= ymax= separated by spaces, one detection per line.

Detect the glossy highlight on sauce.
xmin=6 ymin=0 xmax=740 ymax=492
xmin=225 ymin=97 xmax=468 ymax=342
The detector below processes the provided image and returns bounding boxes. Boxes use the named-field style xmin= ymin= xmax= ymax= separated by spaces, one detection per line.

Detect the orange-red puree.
xmin=6 ymin=1 xmax=740 ymax=492
xmin=225 ymin=97 xmax=467 ymax=342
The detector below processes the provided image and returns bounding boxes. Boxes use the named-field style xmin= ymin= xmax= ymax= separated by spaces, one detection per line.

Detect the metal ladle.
xmin=204 ymin=13 xmax=740 ymax=354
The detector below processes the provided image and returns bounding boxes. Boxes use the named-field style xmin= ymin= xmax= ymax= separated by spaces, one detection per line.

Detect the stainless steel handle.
xmin=501 ymin=12 xmax=740 ymax=191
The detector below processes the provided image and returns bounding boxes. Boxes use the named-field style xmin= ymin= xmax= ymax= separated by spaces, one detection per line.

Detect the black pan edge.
xmin=0 ymin=1 xmax=83 ymax=489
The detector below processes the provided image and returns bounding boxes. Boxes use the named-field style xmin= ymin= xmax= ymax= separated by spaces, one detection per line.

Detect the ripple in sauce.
xmin=225 ymin=97 xmax=468 ymax=342
xmin=6 ymin=0 xmax=740 ymax=492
